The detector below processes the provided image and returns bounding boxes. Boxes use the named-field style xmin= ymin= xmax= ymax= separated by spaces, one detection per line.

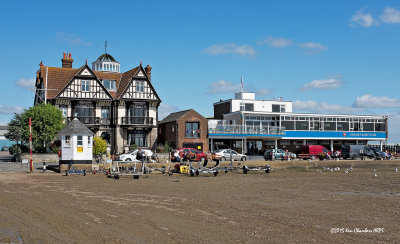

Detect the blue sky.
xmin=0 ymin=0 xmax=399 ymax=142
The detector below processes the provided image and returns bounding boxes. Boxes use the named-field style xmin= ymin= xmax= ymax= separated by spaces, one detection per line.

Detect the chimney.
xmin=145 ymin=65 xmax=152 ymax=81
xmin=61 ymin=52 xmax=73 ymax=68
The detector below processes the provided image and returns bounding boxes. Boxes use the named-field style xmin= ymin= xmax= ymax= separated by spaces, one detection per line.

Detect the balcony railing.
xmin=67 ymin=116 xmax=108 ymax=126
xmin=121 ymin=116 xmax=153 ymax=126
xmin=208 ymin=125 xmax=285 ymax=135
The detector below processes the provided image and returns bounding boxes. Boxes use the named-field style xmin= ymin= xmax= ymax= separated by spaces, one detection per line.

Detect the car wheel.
xmin=242 ymin=166 xmax=248 ymax=174
xmin=200 ymin=157 xmax=205 ymax=163
xmin=241 ymin=156 xmax=246 ymax=162
xmin=311 ymin=155 xmax=316 ymax=160
xmin=125 ymin=158 xmax=131 ymax=162
xmin=221 ymin=156 xmax=226 ymax=162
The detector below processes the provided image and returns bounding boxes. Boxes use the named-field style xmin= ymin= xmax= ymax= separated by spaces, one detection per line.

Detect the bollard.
xmin=42 ymin=162 xmax=46 ymax=173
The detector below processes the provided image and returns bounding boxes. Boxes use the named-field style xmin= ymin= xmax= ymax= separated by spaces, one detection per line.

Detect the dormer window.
xmin=103 ymin=79 xmax=116 ymax=90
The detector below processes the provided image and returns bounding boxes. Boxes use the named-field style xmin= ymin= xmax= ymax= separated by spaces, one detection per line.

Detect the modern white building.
xmin=209 ymin=92 xmax=388 ymax=155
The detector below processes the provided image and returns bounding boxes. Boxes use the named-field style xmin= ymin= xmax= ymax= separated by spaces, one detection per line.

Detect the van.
xmin=298 ymin=145 xmax=331 ymax=160
xmin=341 ymin=145 xmax=375 ymax=159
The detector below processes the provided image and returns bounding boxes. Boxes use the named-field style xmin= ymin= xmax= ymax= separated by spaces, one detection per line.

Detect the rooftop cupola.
xmin=92 ymin=41 xmax=120 ymax=73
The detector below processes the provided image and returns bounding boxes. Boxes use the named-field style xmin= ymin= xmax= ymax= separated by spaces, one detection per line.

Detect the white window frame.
xmin=82 ymin=80 xmax=90 ymax=92
xmin=65 ymin=135 xmax=71 ymax=147
xmin=136 ymin=81 xmax=144 ymax=93
xmin=77 ymin=135 xmax=83 ymax=146
xmin=88 ymin=136 xmax=92 ymax=148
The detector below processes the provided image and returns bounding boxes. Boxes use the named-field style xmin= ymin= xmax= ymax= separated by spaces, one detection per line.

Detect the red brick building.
xmin=158 ymin=109 xmax=208 ymax=152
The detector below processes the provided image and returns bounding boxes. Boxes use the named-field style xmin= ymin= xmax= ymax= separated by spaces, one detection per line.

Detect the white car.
xmin=118 ymin=149 xmax=153 ymax=161
xmin=215 ymin=149 xmax=247 ymax=161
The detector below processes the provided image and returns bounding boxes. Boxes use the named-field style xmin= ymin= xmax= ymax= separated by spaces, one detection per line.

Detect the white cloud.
xmin=255 ymin=88 xmax=272 ymax=96
xmin=353 ymin=94 xmax=400 ymax=108
xmin=298 ymin=42 xmax=328 ymax=54
xmin=56 ymin=32 xmax=90 ymax=46
xmin=206 ymin=80 xmax=242 ymax=95
xmin=350 ymin=10 xmax=377 ymax=27
xmin=293 ymin=100 xmax=365 ymax=114
xmin=0 ymin=105 xmax=24 ymax=115
xmin=259 ymin=37 xmax=292 ymax=47
xmin=380 ymin=7 xmax=400 ymax=24
xmin=158 ymin=104 xmax=179 ymax=120
xmin=203 ymin=43 xmax=255 ymax=56
xmin=15 ymin=78 xmax=35 ymax=90
xmin=300 ymin=75 xmax=343 ymax=91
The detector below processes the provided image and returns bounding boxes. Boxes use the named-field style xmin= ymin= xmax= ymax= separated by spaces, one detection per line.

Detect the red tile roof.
xmin=39 ymin=65 xmax=141 ymax=100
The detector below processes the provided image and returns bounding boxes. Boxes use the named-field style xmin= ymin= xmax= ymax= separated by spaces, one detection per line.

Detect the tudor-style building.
xmin=34 ymin=52 xmax=161 ymax=155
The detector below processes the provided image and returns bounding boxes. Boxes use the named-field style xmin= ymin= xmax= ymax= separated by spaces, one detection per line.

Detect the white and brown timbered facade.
xmin=34 ymin=52 xmax=161 ymax=155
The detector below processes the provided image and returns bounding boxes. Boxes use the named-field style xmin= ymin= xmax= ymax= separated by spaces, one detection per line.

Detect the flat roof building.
xmin=209 ymin=92 xmax=388 ymax=155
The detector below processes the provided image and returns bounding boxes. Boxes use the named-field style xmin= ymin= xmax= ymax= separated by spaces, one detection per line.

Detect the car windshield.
xmin=216 ymin=149 xmax=224 ymax=153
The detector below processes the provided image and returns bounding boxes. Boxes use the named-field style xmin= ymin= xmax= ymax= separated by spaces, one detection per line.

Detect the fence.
xmin=368 ymin=144 xmax=400 ymax=153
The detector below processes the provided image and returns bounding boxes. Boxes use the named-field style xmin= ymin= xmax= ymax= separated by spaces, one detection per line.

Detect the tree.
xmin=6 ymin=103 xmax=65 ymax=153
xmin=93 ymin=137 xmax=107 ymax=158
xmin=5 ymin=113 xmax=23 ymax=143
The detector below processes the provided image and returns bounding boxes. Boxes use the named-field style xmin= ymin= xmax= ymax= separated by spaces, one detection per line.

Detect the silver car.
xmin=215 ymin=149 xmax=247 ymax=161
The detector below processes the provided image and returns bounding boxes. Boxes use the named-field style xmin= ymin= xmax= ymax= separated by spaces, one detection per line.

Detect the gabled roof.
xmin=159 ymin=109 xmax=193 ymax=124
xmin=40 ymin=66 xmax=78 ymax=99
xmin=116 ymin=67 xmax=140 ymax=99
xmin=58 ymin=118 xmax=94 ymax=136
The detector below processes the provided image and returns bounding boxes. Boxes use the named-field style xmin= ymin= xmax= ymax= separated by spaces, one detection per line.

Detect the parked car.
xmin=1 ymin=147 xmax=8 ymax=151
xmin=215 ymin=149 xmax=247 ymax=161
xmin=369 ymin=147 xmax=386 ymax=159
xmin=341 ymin=145 xmax=375 ymax=159
xmin=176 ymin=148 xmax=207 ymax=162
xmin=117 ymin=149 xmax=153 ymax=161
xmin=298 ymin=145 xmax=331 ymax=160
xmin=264 ymin=149 xmax=286 ymax=161
xmin=213 ymin=144 xmax=230 ymax=151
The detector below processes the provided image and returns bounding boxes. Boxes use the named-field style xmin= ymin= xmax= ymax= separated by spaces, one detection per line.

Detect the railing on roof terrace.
xmin=208 ymin=125 xmax=285 ymax=135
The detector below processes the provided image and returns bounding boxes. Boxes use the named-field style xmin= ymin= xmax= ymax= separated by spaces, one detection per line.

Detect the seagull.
xmin=395 ymin=168 xmax=399 ymax=172
xmin=331 ymin=169 xmax=334 ymax=172
xmin=373 ymin=169 xmax=376 ymax=172
xmin=335 ymin=167 xmax=340 ymax=171
xmin=349 ymin=167 xmax=353 ymax=171
xmin=374 ymin=173 xmax=378 ymax=177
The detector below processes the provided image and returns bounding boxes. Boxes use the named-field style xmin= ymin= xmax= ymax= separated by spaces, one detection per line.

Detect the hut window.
xmin=77 ymin=135 xmax=83 ymax=146
xmin=65 ymin=135 xmax=71 ymax=147
xmin=88 ymin=136 xmax=92 ymax=147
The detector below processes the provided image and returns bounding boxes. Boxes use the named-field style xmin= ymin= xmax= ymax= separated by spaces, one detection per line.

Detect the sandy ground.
xmin=0 ymin=160 xmax=399 ymax=243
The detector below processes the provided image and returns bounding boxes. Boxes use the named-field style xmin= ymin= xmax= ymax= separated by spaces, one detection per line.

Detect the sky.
xmin=0 ymin=0 xmax=399 ymax=143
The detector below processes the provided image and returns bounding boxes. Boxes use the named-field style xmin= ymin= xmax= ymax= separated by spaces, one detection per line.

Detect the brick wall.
xmin=214 ymin=101 xmax=230 ymax=119
xmin=177 ymin=110 xmax=208 ymax=152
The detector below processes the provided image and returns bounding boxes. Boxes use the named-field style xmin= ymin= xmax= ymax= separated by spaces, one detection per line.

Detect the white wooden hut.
xmin=58 ymin=118 xmax=93 ymax=164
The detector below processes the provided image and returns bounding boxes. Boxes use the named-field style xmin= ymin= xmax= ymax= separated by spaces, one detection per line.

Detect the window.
xmin=185 ymin=122 xmax=200 ymax=138
xmin=127 ymin=129 xmax=147 ymax=147
xmin=81 ymin=80 xmax=90 ymax=92
xmin=245 ymin=103 xmax=254 ymax=111
xmin=65 ymin=135 xmax=71 ymax=147
xmin=296 ymin=121 xmax=309 ymax=130
xmin=172 ymin=125 xmax=175 ymax=132
xmin=128 ymin=103 xmax=147 ymax=124
xmin=77 ymin=135 xmax=83 ymax=146
xmin=88 ymin=136 xmax=92 ymax=147
xmin=59 ymin=105 xmax=67 ymax=118
xmin=272 ymin=104 xmax=285 ymax=112
xmin=136 ymin=80 xmax=144 ymax=92
xmin=101 ymin=107 xmax=110 ymax=119
xmin=102 ymin=80 xmax=116 ymax=90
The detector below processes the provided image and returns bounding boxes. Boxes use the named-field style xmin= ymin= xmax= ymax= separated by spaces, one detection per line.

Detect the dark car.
xmin=177 ymin=148 xmax=207 ymax=162
xmin=341 ymin=145 xmax=375 ymax=159
xmin=369 ymin=147 xmax=385 ymax=159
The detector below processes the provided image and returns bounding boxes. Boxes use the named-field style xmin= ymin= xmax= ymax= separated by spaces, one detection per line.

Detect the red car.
xmin=176 ymin=148 xmax=207 ymax=162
